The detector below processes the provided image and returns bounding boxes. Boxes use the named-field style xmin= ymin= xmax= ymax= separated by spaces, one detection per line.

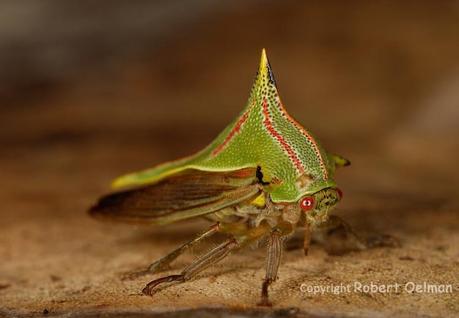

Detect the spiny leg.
xmin=142 ymin=237 xmax=239 ymax=296
xmin=258 ymin=230 xmax=283 ymax=307
xmin=123 ymin=223 xmax=220 ymax=280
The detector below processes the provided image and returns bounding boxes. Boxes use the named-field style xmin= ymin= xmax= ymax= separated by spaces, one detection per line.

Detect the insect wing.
xmin=89 ymin=168 xmax=260 ymax=225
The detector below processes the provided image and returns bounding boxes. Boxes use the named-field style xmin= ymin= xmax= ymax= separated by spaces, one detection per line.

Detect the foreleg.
xmin=258 ymin=229 xmax=283 ymax=307
xmin=314 ymin=215 xmax=399 ymax=255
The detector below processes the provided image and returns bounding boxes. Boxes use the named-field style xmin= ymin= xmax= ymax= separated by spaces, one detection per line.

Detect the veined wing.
xmin=89 ymin=168 xmax=260 ymax=225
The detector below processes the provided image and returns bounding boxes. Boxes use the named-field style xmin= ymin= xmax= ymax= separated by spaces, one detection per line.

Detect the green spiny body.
xmin=90 ymin=49 xmax=355 ymax=306
xmin=113 ymin=49 xmax=339 ymax=203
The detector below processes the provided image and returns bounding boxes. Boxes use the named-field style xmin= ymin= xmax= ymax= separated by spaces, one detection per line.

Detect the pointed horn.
xmin=259 ymin=48 xmax=268 ymax=73
xmin=258 ymin=48 xmax=276 ymax=86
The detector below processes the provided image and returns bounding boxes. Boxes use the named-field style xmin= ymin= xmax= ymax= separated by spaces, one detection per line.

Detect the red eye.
xmin=300 ymin=197 xmax=315 ymax=211
xmin=336 ymin=188 xmax=343 ymax=200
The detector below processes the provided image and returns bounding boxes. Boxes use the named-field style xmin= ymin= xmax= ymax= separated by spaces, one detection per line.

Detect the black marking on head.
xmin=256 ymin=166 xmax=270 ymax=185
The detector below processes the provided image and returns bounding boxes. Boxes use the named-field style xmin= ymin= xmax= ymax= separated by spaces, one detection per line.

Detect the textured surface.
xmin=1 ymin=1 xmax=459 ymax=317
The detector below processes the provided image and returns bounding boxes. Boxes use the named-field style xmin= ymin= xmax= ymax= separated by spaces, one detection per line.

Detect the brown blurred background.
xmin=1 ymin=1 xmax=458 ymax=317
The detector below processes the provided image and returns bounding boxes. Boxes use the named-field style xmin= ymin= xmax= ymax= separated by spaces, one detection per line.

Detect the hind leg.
xmin=123 ymin=223 xmax=220 ymax=280
xmin=142 ymin=237 xmax=239 ymax=295
xmin=147 ymin=223 xmax=220 ymax=273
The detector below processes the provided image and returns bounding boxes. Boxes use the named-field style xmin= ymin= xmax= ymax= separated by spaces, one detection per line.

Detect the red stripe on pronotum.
xmin=212 ymin=103 xmax=252 ymax=156
xmin=262 ymin=98 xmax=304 ymax=174
xmin=276 ymin=99 xmax=328 ymax=179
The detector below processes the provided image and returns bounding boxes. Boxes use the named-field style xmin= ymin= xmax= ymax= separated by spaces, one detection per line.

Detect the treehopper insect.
xmin=90 ymin=49 xmax=395 ymax=306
